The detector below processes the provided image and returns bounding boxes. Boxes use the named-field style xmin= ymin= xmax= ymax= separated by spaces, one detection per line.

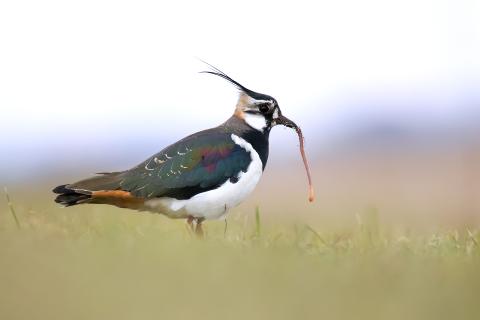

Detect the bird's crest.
xmin=199 ymin=61 xmax=271 ymax=101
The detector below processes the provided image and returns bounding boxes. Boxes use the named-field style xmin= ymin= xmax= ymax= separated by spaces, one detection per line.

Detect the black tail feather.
xmin=52 ymin=184 xmax=70 ymax=194
xmin=53 ymin=172 xmax=124 ymax=207
xmin=53 ymin=184 xmax=91 ymax=207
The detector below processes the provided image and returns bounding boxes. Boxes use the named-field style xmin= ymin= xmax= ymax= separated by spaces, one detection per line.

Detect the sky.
xmin=0 ymin=0 xmax=479 ymax=182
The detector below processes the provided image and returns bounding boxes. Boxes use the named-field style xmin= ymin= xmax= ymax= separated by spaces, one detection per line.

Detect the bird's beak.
xmin=275 ymin=114 xmax=299 ymax=130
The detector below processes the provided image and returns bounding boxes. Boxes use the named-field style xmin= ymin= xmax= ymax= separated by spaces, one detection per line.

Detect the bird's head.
xmin=201 ymin=66 xmax=299 ymax=133
xmin=201 ymin=63 xmax=315 ymax=202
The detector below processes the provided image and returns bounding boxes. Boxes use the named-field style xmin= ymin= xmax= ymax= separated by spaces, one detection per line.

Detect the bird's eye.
xmin=258 ymin=103 xmax=270 ymax=113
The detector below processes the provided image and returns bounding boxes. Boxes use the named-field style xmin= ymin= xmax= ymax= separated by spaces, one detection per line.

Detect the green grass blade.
xmin=4 ymin=187 xmax=21 ymax=229
xmin=255 ymin=206 xmax=261 ymax=238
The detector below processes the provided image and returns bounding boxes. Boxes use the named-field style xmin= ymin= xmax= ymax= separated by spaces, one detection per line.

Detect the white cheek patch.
xmin=273 ymin=109 xmax=279 ymax=119
xmin=244 ymin=113 xmax=267 ymax=131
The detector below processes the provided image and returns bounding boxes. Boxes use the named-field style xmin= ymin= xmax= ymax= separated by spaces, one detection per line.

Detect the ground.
xmin=1 ymin=195 xmax=479 ymax=320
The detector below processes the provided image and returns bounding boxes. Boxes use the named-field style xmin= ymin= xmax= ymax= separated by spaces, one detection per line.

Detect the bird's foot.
xmin=186 ymin=216 xmax=205 ymax=238
xmin=187 ymin=216 xmax=195 ymax=233
xmin=194 ymin=217 xmax=205 ymax=238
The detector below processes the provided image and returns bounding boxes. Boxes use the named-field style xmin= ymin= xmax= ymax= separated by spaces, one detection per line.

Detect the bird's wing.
xmin=119 ymin=130 xmax=252 ymax=199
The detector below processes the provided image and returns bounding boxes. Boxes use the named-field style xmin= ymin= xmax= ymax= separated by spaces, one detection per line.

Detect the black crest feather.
xmin=199 ymin=60 xmax=272 ymax=101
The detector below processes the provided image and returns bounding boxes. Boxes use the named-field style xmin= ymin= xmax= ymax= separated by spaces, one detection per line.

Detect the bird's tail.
xmin=53 ymin=172 xmax=124 ymax=206
xmin=53 ymin=184 xmax=91 ymax=206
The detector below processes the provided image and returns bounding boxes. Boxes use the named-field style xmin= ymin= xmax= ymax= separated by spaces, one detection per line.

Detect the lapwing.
xmin=53 ymin=65 xmax=314 ymax=236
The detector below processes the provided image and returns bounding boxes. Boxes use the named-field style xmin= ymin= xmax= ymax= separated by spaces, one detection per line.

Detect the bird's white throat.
xmin=244 ymin=113 xmax=267 ymax=131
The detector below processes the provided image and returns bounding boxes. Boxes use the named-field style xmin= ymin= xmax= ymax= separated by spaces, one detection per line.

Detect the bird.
xmin=53 ymin=65 xmax=312 ymax=236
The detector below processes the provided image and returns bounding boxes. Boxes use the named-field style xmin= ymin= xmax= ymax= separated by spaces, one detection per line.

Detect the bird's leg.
xmin=223 ymin=218 xmax=228 ymax=238
xmin=187 ymin=216 xmax=195 ymax=233
xmin=195 ymin=217 xmax=205 ymax=238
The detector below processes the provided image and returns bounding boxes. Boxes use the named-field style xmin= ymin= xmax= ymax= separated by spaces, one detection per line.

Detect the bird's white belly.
xmin=143 ymin=134 xmax=263 ymax=220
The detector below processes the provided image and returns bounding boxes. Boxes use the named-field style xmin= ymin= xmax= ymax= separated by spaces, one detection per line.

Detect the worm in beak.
xmin=276 ymin=115 xmax=315 ymax=202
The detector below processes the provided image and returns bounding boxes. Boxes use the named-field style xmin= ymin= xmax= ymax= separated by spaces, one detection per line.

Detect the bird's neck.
xmin=222 ymin=116 xmax=270 ymax=170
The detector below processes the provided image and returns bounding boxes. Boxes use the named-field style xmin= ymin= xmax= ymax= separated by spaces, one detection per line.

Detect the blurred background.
xmin=1 ymin=0 xmax=479 ymax=229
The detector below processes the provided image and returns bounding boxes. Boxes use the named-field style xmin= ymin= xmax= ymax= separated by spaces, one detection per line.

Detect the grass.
xmin=4 ymin=187 xmax=21 ymax=229
xmin=1 ymin=194 xmax=479 ymax=320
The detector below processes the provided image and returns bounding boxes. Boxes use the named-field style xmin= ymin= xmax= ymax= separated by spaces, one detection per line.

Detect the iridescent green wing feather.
xmin=119 ymin=130 xmax=251 ymax=199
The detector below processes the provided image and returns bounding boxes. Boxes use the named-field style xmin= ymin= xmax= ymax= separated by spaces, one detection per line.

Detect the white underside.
xmin=143 ymin=134 xmax=263 ymax=220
